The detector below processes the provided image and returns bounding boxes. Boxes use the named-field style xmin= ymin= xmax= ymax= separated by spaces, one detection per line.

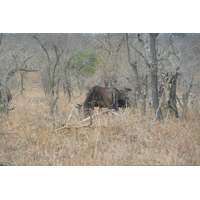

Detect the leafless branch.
xmin=116 ymin=35 xmax=126 ymax=53
xmin=96 ymin=37 xmax=111 ymax=55
xmin=130 ymin=42 xmax=151 ymax=67
xmin=33 ymin=36 xmax=51 ymax=67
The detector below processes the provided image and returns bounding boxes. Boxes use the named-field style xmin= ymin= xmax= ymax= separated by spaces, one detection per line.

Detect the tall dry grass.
xmin=0 ymin=89 xmax=200 ymax=166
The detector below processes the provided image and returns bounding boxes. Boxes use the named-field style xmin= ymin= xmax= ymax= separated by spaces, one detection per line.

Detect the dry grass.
xmin=0 ymin=89 xmax=200 ymax=166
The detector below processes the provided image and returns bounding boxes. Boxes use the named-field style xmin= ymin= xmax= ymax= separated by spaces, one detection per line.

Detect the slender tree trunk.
xmin=64 ymin=65 xmax=72 ymax=102
xmin=126 ymin=34 xmax=141 ymax=95
xmin=141 ymin=75 xmax=148 ymax=115
xmin=149 ymin=33 xmax=163 ymax=121
xmin=168 ymin=74 xmax=179 ymax=118
xmin=125 ymin=33 xmax=146 ymax=115
xmin=20 ymin=71 xmax=25 ymax=96
xmin=182 ymin=77 xmax=194 ymax=117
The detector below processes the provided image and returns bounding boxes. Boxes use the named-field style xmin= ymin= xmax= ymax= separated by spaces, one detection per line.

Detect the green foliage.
xmin=70 ymin=50 xmax=99 ymax=75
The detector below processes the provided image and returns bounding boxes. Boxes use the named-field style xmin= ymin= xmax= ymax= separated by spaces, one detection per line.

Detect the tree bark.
xmin=168 ymin=74 xmax=179 ymax=118
xmin=149 ymin=33 xmax=163 ymax=121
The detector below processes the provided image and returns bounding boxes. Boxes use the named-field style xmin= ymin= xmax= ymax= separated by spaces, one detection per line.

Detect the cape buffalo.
xmin=114 ymin=87 xmax=136 ymax=108
xmin=81 ymin=86 xmax=119 ymax=117
xmin=77 ymin=86 xmax=134 ymax=117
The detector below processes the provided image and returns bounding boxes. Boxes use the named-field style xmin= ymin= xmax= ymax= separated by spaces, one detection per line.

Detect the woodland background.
xmin=1 ymin=0 xmax=200 ymax=199
xmin=0 ymin=33 xmax=199 ymax=166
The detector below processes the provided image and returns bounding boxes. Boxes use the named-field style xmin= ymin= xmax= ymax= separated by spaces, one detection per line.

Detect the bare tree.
xmin=94 ymin=34 xmax=126 ymax=87
xmin=126 ymin=33 xmax=163 ymax=120
xmin=33 ymin=35 xmax=63 ymax=116
xmin=165 ymin=34 xmax=200 ymax=117
xmin=10 ymin=49 xmax=36 ymax=95
xmin=0 ymin=34 xmax=38 ymax=114
xmin=62 ymin=57 xmax=74 ymax=102
xmin=126 ymin=33 xmax=147 ymax=114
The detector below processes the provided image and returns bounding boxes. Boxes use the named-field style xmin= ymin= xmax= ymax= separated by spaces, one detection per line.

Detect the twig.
xmin=66 ymin=106 xmax=75 ymax=123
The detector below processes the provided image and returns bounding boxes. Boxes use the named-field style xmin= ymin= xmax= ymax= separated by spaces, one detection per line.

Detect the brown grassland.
xmin=0 ymin=88 xmax=200 ymax=166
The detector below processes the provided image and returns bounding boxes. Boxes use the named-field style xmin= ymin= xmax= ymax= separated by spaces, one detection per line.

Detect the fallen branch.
xmin=80 ymin=109 xmax=118 ymax=123
xmin=55 ymin=109 xmax=118 ymax=132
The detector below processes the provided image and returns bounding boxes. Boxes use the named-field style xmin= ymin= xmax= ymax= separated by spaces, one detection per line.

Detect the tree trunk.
xmin=64 ymin=65 xmax=72 ymax=102
xmin=168 ymin=74 xmax=179 ymax=118
xmin=149 ymin=33 xmax=163 ymax=121
xmin=182 ymin=77 xmax=194 ymax=117
xmin=20 ymin=71 xmax=25 ymax=96
xmin=125 ymin=33 xmax=146 ymax=115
